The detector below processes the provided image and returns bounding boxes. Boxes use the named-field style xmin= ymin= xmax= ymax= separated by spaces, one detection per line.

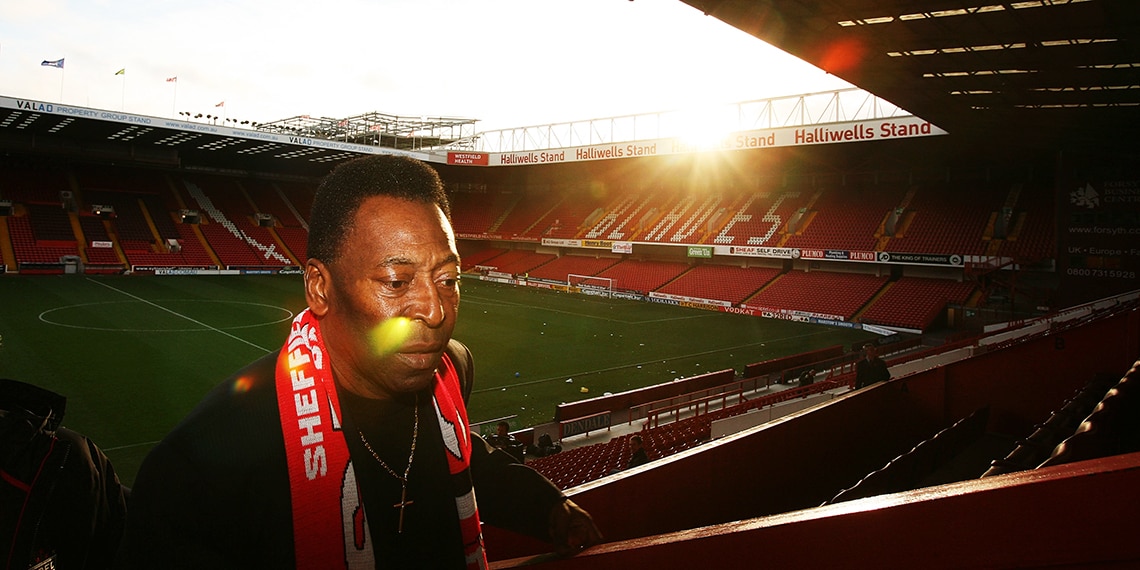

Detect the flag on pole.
xmin=215 ymin=101 xmax=225 ymax=107
xmin=115 ymin=68 xmax=125 ymax=75
xmin=41 ymin=58 xmax=65 ymax=68
xmin=166 ymin=76 xmax=178 ymax=82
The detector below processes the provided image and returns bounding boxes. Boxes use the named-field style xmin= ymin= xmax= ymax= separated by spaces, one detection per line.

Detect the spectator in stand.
xmin=1 ymin=378 xmax=129 ymax=569
xmin=799 ymin=368 xmax=816 ymax=387
xmin=855 ymin=344 xmax=891 ymax=389
xmin=486 ymin=420 xmax=526 ymax=463
xmin=626 ymin=435 xmax=649 ymax=470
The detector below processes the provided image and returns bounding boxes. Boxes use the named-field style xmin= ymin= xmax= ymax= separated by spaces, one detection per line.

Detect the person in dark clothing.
xmin=799 ymin=368 xmax=816 ymax=387
xmin=855 ymin=344 xmax=891 ymax=389
xmin=486 ymin=421 xmax=526 ymax=463
xmin=1 ymin=378 xmax=128 ymax=569
xmin=117 ymin=155 xmax=601 ymax=569
xmin=626 ymin=435 xmax=649 ymax=469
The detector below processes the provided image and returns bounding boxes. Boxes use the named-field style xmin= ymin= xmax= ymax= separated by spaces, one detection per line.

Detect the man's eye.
xmin=386 ymin=280 xmax=408 ymax=290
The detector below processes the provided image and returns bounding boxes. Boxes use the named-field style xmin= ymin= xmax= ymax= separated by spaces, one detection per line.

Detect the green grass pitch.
xmin=0 ymin=274 xmax=878 ymax=485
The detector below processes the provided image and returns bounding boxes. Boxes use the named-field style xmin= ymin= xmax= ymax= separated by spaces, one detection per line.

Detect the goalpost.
xmin=567 ymin=274 xmax=614 ymax=298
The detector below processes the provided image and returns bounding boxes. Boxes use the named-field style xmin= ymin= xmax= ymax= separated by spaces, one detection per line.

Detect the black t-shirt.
xmin=339 ymin=387 xmax=468 ymax=568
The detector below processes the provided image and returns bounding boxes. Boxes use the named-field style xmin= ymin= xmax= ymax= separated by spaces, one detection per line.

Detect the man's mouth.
xmin=396 ymin=343 xmax=444 ymax=369
xmin=396 ymin=351 xmax=440 ymax=371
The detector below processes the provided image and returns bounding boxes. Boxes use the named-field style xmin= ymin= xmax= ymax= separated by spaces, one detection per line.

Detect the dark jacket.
xmin=855 ymin=357 xmax=891 ymax=389
xmin=117 ymin=340 xmax=563 ymax=568
xmin=1 ymin=379 xmax=128 ymax=570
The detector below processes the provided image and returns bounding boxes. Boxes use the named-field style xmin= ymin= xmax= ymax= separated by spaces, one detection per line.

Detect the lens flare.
xmin=232 ymin=376 xmax=253 ymax=394
xmin=369 ymin=317 xmax=413 ymax=356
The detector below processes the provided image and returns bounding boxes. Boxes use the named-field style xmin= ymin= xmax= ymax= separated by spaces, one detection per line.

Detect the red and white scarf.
xmin=275 ymin=309 xmax=486 ymax=569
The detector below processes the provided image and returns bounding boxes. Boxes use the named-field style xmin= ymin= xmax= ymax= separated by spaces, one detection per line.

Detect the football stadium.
xmin=2 ymin=1 xmax=1140 ymax=567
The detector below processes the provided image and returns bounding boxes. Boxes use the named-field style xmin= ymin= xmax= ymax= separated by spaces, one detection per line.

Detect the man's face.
xmin=307 ymin=195 xmax=460 ymax=399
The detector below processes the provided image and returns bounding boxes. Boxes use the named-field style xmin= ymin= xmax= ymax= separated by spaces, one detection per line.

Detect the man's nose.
xmin=406 ymin=277 xmax=445 ymax=327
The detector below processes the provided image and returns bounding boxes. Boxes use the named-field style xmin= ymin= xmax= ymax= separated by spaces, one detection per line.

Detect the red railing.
xmin=644 ymin=389 xmax=745 ymax=429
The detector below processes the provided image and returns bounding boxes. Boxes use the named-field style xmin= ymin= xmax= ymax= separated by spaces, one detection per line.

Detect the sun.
xmin=668 ymin=104 xmax=741 ymax=150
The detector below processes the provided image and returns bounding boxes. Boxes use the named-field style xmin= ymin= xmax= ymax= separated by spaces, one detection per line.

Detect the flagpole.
xmin=166 ymin=77 xmax=179 ymax=118
xmin=121 ymin=73 xmax=126 ymax=111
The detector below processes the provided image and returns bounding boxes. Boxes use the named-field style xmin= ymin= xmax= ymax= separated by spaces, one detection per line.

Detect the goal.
xmin=567 ymin=274 xmax=614 ymax=298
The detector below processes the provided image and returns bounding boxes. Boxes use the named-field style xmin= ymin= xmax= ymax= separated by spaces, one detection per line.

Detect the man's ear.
xmin=305 ymin=259 xmax=332 ymax=317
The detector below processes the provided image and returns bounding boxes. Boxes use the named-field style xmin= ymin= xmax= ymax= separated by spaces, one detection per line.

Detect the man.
xmin=1 ymin=378 xmax=128 ymax=569
xmin=855 ymin=343 xmax=891 ymax=389
xmin=626 ymin=435 xmax=649 ymax=470
xmin=486 ymin=420 xmax=525 ymax=463
xmin=798 ymin=368 xmax=816 ymax=387
xmin=118 ymin=155 xmax=601 ymax=568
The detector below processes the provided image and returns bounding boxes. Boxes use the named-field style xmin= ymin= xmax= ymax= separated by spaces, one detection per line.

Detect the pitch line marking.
xmin=85 ymin=278 xmax=273 ymax=353
xmin=104 ymin=440 xmax=161 ymax=452
xmin=39 ymin=299 xmax=293 ymax=332
xmin=471 ymin=328 xmax=836 ymax=393
xmin=462 ymin=294 xmax=712 ymax=325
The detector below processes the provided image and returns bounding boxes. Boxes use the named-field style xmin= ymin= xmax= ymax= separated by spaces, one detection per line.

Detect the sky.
xmin=0 ymin=0 xmax=853 ymax=134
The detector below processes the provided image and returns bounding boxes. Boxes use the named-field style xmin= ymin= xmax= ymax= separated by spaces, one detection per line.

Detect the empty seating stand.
xmin=26 ymin=204 xmax=75 ymax=244
xmin=274 ymin=227 xmax=308 ymax=262
xmin=528 ymin=425 xmax=707 ymax=490
xmin=181 ymin=177 xmax=290 ymax=268
xmin=783 ymin=186 xmax=903 ymax=252
xmin=1038 ymin=362 xmax=1140 ymax=469
xmin=886 ymin=185 xmax=1001 ymax=256
xmin=124 ymin=224 xmax=215 ymax=268
xmin=859 ymin=277 xmax=976 ymax=331
xmin=77 ymin=215 xmax=123 ymax=269
xmin=714 ymin=190 xmax=807 ymax=246
xmin=532 ymin=192 xmax=609 ymax=240
xmin=7 ymin=214 xmax=79 ymax=267
xmin=657 ymin=265 xmax=781 ymax=304
xmin=527 ymin=255 xmax=620 ymax=282
xmin=983 ymin=372 xmax=1120 ymax=477
xmin=458 ymin=246 xmax=507 ymax=271
xmin=494 ymin=191 xmax=563 ymax=239
xmin=477 ymin=249 xmax=555 ymax=276
xmin=596 ymin=260 xmax=689 ymax=295
xmin=450 ymin=189 xmax=518 ymax=236
xmin=82 ymin=192 xmax=154 ymax=254
xmin=748 ymin=271 xmax=888 ymax=320
xmin=998 ymin=186 xmax=1055 ymax=261
xmin=827 ymin=406 xmax=991 ymax=505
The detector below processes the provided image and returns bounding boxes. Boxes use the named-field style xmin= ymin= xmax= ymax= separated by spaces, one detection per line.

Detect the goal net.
xmin=568 ymin=274 xmax=614 ymax=298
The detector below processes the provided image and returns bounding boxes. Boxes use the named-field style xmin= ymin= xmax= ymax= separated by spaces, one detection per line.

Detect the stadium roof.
xmin=0 ymin=100 xmax=469 ymax=178
xmin=680 ymin=0 xmax=1140 ymax=150
xmin=2 ymin=0 xmax=1137 ymax=178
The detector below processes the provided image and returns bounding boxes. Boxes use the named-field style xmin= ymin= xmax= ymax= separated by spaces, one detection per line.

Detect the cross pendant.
xmin=394 ymin=484 xmax=414 ymax=534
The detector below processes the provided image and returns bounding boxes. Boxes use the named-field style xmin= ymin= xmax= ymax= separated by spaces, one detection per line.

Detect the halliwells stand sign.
xmin=462 ymin=116 xmax=945 ymax=167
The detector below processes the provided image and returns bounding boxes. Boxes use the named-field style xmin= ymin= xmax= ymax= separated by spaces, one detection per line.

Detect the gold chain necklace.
xmin=358 ymin=396 xmax=419 ymax=534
